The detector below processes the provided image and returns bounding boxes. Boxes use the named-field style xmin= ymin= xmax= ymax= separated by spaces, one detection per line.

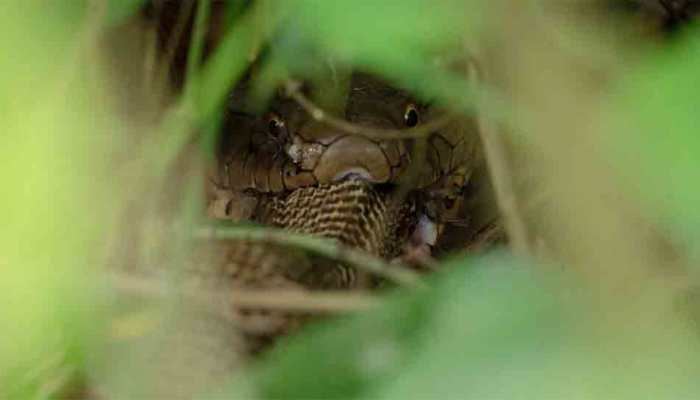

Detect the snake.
xmin=206 ymin=71 xmax=483 ymax=346
xmin=109 ymin=72 xmax=481 ymax=397
xmin=212 ymin=71 xmax=481 ymax=250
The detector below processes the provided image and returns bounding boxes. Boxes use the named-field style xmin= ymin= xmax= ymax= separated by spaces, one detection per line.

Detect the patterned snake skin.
xmin=114 ymin=71 xmax=481 ymax=397
xmin=174 ymin=180 xmax=414 ymax=370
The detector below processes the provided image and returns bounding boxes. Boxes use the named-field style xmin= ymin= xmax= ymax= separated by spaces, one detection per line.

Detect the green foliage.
xmin=4 ymin=1 xmax=700 ymax=399
xmin=0 ymin=2 xmax=115 ymax=397
xmin=609 ymin=27 xmax=700 ymax=245
xmin=257 ymin=253 xmax=700 ymax=399
xmin=256 ymin=254 xmax=567 ymax=398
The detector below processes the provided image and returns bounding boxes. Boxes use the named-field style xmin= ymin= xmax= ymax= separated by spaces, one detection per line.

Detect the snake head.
xmin=276 ymin=73 xmax=424 ymax=186
xmin=217 ymin=71 xmax=478 ymax=199
xmin=284 ymin=122 xmax=409 ymax=184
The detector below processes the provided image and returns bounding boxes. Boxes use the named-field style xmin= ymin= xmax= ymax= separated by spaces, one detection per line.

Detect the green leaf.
xmin=0 ymin=3 xmax=113 ymax=397
xmin=256 ymin=252 xmax=700 ymax=399
xmin=606 ymin=27 xmax=700 ymax=246
xmin=271 ymin=0 xmax=485 ymax=111
xmin=255 ymin=253 xmax=566 ymax=399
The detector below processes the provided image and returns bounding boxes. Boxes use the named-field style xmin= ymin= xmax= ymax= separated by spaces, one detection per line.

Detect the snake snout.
xmin=313 ymin=135 xmax=393 ymax=184
xmin=332 ymin=168 xmax=374 ymax=182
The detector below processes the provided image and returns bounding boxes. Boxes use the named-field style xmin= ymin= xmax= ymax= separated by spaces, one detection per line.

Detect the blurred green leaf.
xmin=5 ymin=1 xmax=700 ymax=398
xmin=291 ymin=0 xmax=479 ymax=61
xmin=106 ymin=0 xmax=146 ymax=26
xmin=256 ymin=251 xmax=700 ymax=399
xmin=0 ymin=2 xmax=115 ymax=397
xmin=607 ymin=27 xmax=700 ymax=246
xmin=255 ymin=253 xmax=568 ymax=398
xmin=271 ymin=0 xmax=484 ymax=111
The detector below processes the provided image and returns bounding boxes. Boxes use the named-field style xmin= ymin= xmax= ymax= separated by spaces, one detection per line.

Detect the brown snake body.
xmin=188 ymin=73 xmax=478 ymax=358
xmin=111 ymin=72 xmax=481 ymax=397
xmin=198 ymin=72 xmax=482 ymax=352
xmin=205 ymin=70 xmax=483 ymax=304
xmin=216 ymin=72 xmax=480 ymax=199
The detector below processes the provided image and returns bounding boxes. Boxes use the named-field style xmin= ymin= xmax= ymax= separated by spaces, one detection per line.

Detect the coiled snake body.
xmin=202 ymin=71 xmax=481 ymax=348
xmin=119 ymin=72 xmax=480 ymax=397
xmin=212 ymin=72 xmax=481 ymax=261
xmin=205 ymin=71 xmax=483 ymax=348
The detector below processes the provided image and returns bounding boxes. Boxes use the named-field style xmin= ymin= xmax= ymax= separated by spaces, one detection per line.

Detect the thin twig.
xmin=194 ymin=225 xmax=426 ymax=288
xmin=283 ymin=80 xmax=453 ymax=140
xmin=110 ymin=272 xmax=379 ymax=314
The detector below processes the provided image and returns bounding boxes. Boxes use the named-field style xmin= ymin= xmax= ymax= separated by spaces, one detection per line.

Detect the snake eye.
xmin=404 ymin=104 xmax=419 ymax=127
xmin=267 ymin=113 xmax=285 ymax=137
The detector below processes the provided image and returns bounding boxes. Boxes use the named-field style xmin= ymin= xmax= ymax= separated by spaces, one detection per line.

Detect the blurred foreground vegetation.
xmin=3 ymin=0 xmax=700 ymax=398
